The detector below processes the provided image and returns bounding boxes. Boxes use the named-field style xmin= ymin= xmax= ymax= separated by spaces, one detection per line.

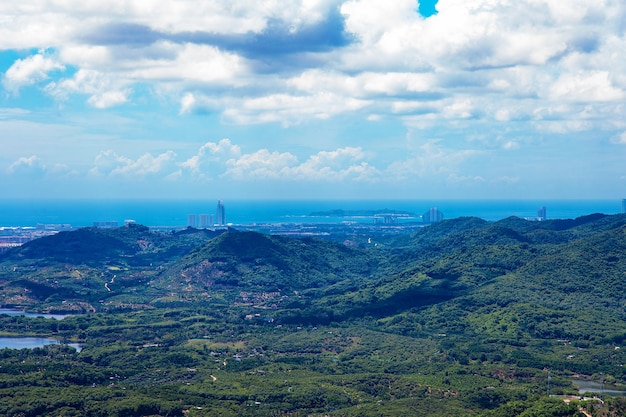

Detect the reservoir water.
xmin=573 ymin=379 xmax=626 ymax=397
xmin=0 ymin=308 xmax=70 ymax=320
xmin=0 ymin=309 xmax=80 ymax=351
xmin=0 ymin=337 xmax=81 ymax=351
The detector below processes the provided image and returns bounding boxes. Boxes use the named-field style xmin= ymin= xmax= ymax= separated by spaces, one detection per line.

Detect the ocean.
xmin=1 ymin=199 xmax=624 ymax=228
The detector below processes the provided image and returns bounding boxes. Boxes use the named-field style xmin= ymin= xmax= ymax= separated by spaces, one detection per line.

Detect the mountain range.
xmin=0 ymin=213 xmax=625 ymax=416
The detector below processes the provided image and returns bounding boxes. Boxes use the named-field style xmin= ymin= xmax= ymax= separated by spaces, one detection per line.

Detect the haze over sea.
xmin=1 ymin=199 xmax=624 ymax=228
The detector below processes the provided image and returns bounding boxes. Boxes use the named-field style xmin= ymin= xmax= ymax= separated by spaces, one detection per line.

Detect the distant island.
xmin=309 ymin=208 xmax=416 ymax=217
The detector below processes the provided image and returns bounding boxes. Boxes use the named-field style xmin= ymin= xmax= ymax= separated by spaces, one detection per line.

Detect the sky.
xmin=1 ymin=0 xmax=625 ymax=200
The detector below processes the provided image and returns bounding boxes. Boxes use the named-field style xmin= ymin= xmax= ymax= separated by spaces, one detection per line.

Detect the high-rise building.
xmin=216 ymin=200 xmax=226 ymax=226
xmin=622 ymin=199 xmax=626 ymax=214
xmin=537 ymin=206 xmax=547 ymax=221
xmin=187 ymin=214 xmax=197 ymax=228
xmin=198 ymin=214 xmax=210 ymax=228
xmin=422 ymin=207 xmax=444 ymax=223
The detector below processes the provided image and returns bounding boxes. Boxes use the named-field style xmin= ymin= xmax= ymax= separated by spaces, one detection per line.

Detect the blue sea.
xmin=1 ymin=199 xmax=624 ymax=228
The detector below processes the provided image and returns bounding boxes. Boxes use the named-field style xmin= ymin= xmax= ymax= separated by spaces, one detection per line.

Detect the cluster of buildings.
xmin=372 ymin=207 xmax=445 ymax=225
xmin=0 ymin=225 xmax=71 ymax=253
xmin=2 ymin=200 xmax=625 ymax=253
xmin=423 ymin=207 xmax=444 ymax=223
xmin=187 ymin=200 xmax=226 ymax=228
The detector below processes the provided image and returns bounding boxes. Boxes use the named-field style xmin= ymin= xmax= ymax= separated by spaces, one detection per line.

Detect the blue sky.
xmin=1 ymin=0 xmax=625 ymax=200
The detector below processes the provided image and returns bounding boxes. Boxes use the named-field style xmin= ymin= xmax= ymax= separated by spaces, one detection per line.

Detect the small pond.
xmin=572 ymin=379 xmax=626 ymax=397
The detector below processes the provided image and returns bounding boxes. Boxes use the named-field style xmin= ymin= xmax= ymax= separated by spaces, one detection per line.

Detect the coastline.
xmin=0 ymin=198 xmax=623 ymax=228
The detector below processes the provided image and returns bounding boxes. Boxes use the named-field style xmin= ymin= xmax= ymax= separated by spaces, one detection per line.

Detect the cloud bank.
xmin=1 ymin=0 xmax=625 ymax=199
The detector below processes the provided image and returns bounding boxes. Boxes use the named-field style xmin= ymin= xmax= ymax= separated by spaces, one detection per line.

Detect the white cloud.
xmin=262 ymin=147 xmax=376 ymax=181
xmin=284 ymin=147 xmax=378 ymax=181
xmin=548 ymin=71 xmax=624 ymax=102
xmin=87 ymin=91 xmax=129 ymax=109
xmin=2 ymin=53 xmax=65 ymax=94
xmin=58 ymin=45 xmax=112 ymax=69
xmin=182 ymin=140 xmax=377 ymax=182
xmin=225 ymin=149 xmax=298 ymax=179
xmin=171 ymin=138 xmax=380 ymax=182
xmin=6 ymin=155 xmax=46 ymax=177
xmin=181 ymin=139 xmax=242 ymax=178
xmin=179 ymin=93 xmax=197 ymax=114
xmin=90 ymin=150 xmax=177 ymax=177
xmin=224 ymin=93 xmax=371 ymax=125
xmin=0 ymin=0 xmax=626 ymax=201
xmin=289 ymin=70 xmax=436 ymax=97
xmin=124 ymin=42 xmax=249 ymax=85
xmin=0 ymin=1 xmax=339 ymax=48
xmin=45 ymin=69 xmax=130 ymax=108
xmin=611 ymin=131 xmax=626 ymax=145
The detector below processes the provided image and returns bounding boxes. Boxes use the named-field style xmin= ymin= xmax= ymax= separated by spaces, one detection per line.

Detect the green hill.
xmin=4 ymin=224 xmax=223 ymax=266
xmin=153 ymin=230 xmax=381 ymax=296
xmin=0 ymin=225 xmax=224 ymax=310
xmin=1 ymin=215 xmax=626 ymax=416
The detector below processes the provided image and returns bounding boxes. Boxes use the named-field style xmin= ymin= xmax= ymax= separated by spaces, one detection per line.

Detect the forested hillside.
xmin=0 ymin=215 xmax=625 ymax=416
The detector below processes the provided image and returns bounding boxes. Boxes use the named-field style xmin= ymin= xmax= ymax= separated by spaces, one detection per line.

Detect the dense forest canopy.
xmin=0 ymin=214 xmax=625 ymax=416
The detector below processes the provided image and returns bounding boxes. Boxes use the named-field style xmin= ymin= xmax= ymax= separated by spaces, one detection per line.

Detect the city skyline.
xmin=187 ymin=200 xmax=226 ymax=227
xmin=1 ymin=1 xmax=626 ymax=200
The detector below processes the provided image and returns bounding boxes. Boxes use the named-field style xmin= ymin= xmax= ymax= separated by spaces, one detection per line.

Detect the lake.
xmin=0 ymin=308 xmax=71 ymax=320
xmin=0 ymin=337 xmax=81 ymax=351
xmin=0 ymin=309 xmax=81 ymax=351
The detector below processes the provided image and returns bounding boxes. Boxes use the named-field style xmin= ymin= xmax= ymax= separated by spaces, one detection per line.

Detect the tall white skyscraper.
xmin=216 ymin=200 xmax=226 ymax=226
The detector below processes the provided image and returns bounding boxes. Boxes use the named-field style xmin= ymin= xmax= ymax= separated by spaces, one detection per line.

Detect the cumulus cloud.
xmin=1 ymin=0 xmax=626 ymax=171
xmin=182 ymin=140 xmax=376 ymax=182
xmin=6 ymin=155 xmax=46 ymax=177
xmin=225 ymin=149 xmax=298 ymax=179
xmin=44 ymin=69 xmax=131 ymax=108
xmin=181 ymin=139 xmax=242 ymax=178
xmin=90 ymin=150 xmax=177 ymax=177
xmin=2 ymin=53 xmax=65 ymax=94
xmin=284 ymin=147 xmax=377 ymax=181
xmin=226 ymin=146 xmax=379 ymax=182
